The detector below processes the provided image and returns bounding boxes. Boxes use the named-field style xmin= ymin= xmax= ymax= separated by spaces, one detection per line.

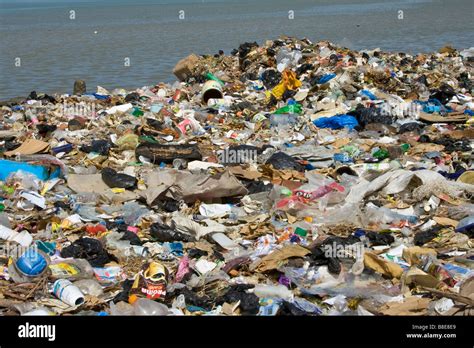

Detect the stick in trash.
xmin=422 ymin=287 xmax=474 ymax=306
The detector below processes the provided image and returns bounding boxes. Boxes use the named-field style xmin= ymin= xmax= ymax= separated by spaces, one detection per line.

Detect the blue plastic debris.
xmin=359 ymin=89 xmax=377 ymax=100
xmin=317 ymin=73 xmax=336 ymax=84
xmin=0 ymin=159 xmax=61 ymax=181
xmin=313 ymin=114 xmax=359 ymax=130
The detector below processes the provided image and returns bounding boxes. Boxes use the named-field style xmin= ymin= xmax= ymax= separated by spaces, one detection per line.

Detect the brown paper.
xmin=67 ymin=174 xmax=138 ymax=202
xmin=255 ymin=244 xmax=310 ymax=272
xmin=4 ymin=139 xmax=49 ymax=156
xmin=379 ymin=296 xmax=431 ymax=315
xmin=402 ymin=267 xmax=440 ymax=288
xmin=228 ymin=166 xmax=262 ymax=180
xmin=433 ymin=217 xmax=458 ymax=228
xmin=364 ymin=252 xmax=404 ymax=279
xmin=402 ymin=246 xmax=437 ymax=266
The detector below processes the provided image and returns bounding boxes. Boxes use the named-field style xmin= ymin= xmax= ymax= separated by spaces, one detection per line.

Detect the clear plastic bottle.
xmin=0 ymin=212 xmax=11 ymax=228
xmin=133 ymin=298 xmax=170 ymax=316
xmin=172 ymin=294 xmax=186 ymax=310
xmin=365 ymin=203 xmax=418 ymax=225
xmin=72 ymin=192 xmax=99 ymax=204
xmin=74 ymin=279 xmax=104 ymax=297
xmin=110 ymin=301 xmax=135 ymax=316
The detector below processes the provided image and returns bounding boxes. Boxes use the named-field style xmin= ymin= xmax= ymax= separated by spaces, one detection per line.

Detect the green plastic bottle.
xmin=400 ymin=143 xmax=410 ymax=152
xmin=132 ymin=107 xmax=144 ymax=117
xmin=373 ymin=148 xmax=389 ymax=160
xmin=205 ymin=72 xmax=225 ymax=86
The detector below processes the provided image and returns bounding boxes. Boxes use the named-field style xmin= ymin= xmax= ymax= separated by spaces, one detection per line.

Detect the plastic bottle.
xmin=365 ymin=203 xmax=418 ymax=225
xmin=131 ymin=107 xmax=144 ymax=117
xmin=252 ymin=284 xmax=293 ymax=300
xmin=110 ymin=301 xmax=135 ymax=316
xmin=74 ymin=279 xmax=104 ymax=297
xmin=172 ymin=294 xmax=186 ymax=310
xmin=75 ymin=204 xmax=100 ymax=221
xmin=0 ymin=212 xmax=11 ymax=228
xmin=334 ymin=153 xmax=353 ymax=163
xmin=291 ymin=217 xmax=316 ymax=238
xmin=455 ymin=215 xmax=474 ymax=233
xmin=205 ymin=72 xmax=225 ymax=86
xmin=6 ymin=170 xmax=41 ymax=191
xmin=133 ymin=298 xmax=170 ymax=316
xmin=52 ymin=144 xmax=74 ymax=154
xmin=52 ymin=279 xmax=85 ymax=306
xmin=372 ymin=148 xmax=389 ymax=160
xmin=172 ymin=158 xmax=187 ymax=170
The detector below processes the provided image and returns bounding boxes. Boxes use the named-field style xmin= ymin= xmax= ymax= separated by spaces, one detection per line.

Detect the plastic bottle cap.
xmin=16 ymin=250 xmax=47 ymax=276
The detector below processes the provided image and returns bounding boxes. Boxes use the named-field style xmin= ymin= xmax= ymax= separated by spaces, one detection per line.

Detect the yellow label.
xmin=49 ymin=263 xmax=80 ymax=276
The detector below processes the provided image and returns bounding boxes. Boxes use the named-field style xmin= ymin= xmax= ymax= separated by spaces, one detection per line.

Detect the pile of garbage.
xmin=0 ymin=37 xmax=473 ymax=316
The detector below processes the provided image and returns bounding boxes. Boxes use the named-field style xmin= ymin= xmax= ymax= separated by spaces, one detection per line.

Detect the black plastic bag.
xmin=365 ymin=231 xmax=395 ymax=246
xmin=60 ymin=237 xmax=111 ymax=267
xmin=120 ymin=230 xmax=143 ymax=246
xmin=150 ymin=222 xmax=195 ymax=243
xmin=261 ymin=69 xmax=281 ymax=89
xmin=125 ymin=92 xmax=140 ymax=103
xmin=112 ymin=279 xmax=134 ymax=303
xmin=430 ymin=83 xmax=456 ymax=105
xmin=399 ymin=122 xmax=425 ymax=134
xmin=348 ymin=105 xmax=396 ymax=128
xmin=101 ymin=168 xmax=137 ymax=190
xmin=216 ymin=284 xmax=259 ymax=314
xmin=414 ymin=227 xmax=440 ymax=246
xmin=81 ymin=139 xmax=112 ymax=156
xmin=266 ymin=152 xmax=305 ymax=171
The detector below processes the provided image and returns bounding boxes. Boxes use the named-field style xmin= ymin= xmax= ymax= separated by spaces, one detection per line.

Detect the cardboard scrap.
xmin=67 ymin=174 xmax=139 ymax=203
xmin=240 ymin=221 xmax=275 ymax=240
xmin=4 ymin=139 xmax=49 ymax=156
xmin=255 ymin=244 xmax=310 ymax=272
xmin=402 ymin=246 xmax=437 ymax=266
xmin=402 ymin=267 xmax=441 ymax=289
xmin=409 ymin=143 xmax=445 ymax=156
xmin=364 ymin=252 xmax=404 ymax=279
xmin=379 ymin=296 xmax=431 ymax=315
xmin=433 ymin=217 xmax=458 ymax=228
xmin=228 ymin=166 xmax=262 ymax=180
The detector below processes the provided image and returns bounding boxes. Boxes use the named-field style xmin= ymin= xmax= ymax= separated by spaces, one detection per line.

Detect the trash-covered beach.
xmin=0 ymin=37 xmax=473 ymax=316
